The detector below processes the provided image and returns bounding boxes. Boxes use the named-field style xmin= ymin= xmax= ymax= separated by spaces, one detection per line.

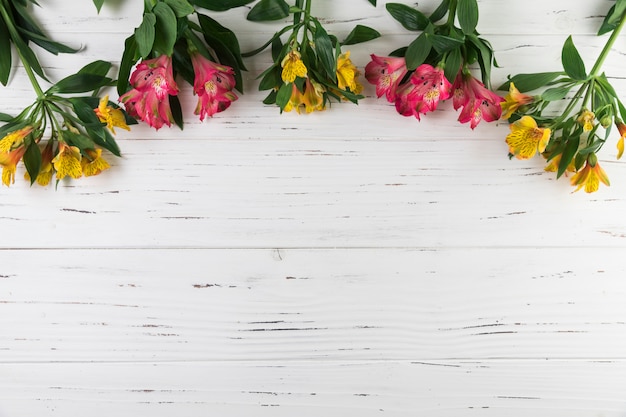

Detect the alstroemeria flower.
xmin=119 ymin=55 xmax=179 ymax=130
xmin=365 ymin=54 xmax=407 ymax=102
xmin=501 ymin=82 xmax=533 ymax=119
xmin=616 ymin=120 xmax=626 ymax=159
xmin=191 ymin=52 xmax=238 ymax=121
xmin=544 ymin=153 xmax=576 ymax=175
xmin=82 ymin=148 xmax=110 ymax=177
xmin=0 ymin=125 xmax=34 ymax=153
xmin=52 ymin=141 xmax=82 ymax=180
xmin=394 ymin=64 xmax=451 ymax=119
xmin=505 ymin=115 xmax=551 ymax=160
xmin=452 ymin=71 xmax=503 ymax=129
xmin=336 ymin=51 xmax=362 ymax=94
xmin=0 ymin=145 xmax=27 ymax=186
xmin=571 ymin=155 xmax=610 ymax=193
xmin=577 ymin=109 xmax=595 ymax=132
xmin=284 ymin=79 xmax=325 ymax=114
xmin=281 ymin=50 xmax=307 ymax=83
xmin=94 ymin=95 xmax=130 ymax=134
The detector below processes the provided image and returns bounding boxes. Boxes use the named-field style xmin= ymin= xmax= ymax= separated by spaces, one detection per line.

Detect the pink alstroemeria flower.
xmin=452 ymin=70 xmax=504 ymax=129
xmin=119 ymin=55 xmax=179 ymax=130
xmin=190 ymin=52 xmax=238 ymax=121
xmin=365 ymin=54 xmax=408 ymax=102
xmin=394 ymin=64 xmax=451 ymax=120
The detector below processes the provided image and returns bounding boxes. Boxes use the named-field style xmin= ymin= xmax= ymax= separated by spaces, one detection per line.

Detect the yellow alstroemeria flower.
xmin=94 ymin=95 xmax=130 ymax=134
xmin=577 ymin=109 xmax=595 ymax=132
xmin=302 ymin=79 xmax=325 ymax=113
xmin=0 ymin=146 xmax=27 ymax=187
xmin=281 ymin=50 xmax=307 ymax=84
xmin=336 ymin=51 xmax=362 ymax=94
xmin=500 ymin=82 xmax=533 ymax=119
xmin=82 ymin=148 xmax=110 ymax=177
xmin=616 ymin=120 xmax=626 ymax=160
xmin=0 ymin=125 xmax=34 ymax=153
xmin=52 ymin=142 xmax=82 ymax=180
xmin=544 ymin=153 xmax=576 ymax=175
xmin=505 ymin=116 xmax=551 ymax=160
xmin=571 ymin=155 xmax=610 ymax=193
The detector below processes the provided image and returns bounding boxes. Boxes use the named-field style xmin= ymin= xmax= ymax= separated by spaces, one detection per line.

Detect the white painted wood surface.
xmin=1 ymin=1 xmax=626 ymax=416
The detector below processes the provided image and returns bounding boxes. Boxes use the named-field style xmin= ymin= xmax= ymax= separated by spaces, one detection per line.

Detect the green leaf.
xmin=0 ymin=112 xmax=13 ymax=122
xmin=557 ymin=136 xmax=580 ymax=178
xmin=247 ymin=0 xmax=290 ymax=21
xmin=561 ymin=36 xmax=586 ymax=81
xmin=0 ymin=18 xmax=11 ymax=86
xmin=598 ymin=5 xmax=616 ymax=35
xmin=429 ymin=0 xmax=450 ymax=22
xmin=385 ymin=3 xmax=429 ymax=31
xmin=23 ymin=141 xmax=42 ymax=185
xmin=62 ymin=130 xmax=96 ymax=152
xmin=153 ymin=2 xmax=178 ymax=56
xmin=170 ymin=95 xmax=183 ymax=130
xmin=341 ymin=25 xmax=380 ymax=45
xmin=444 ymin=47 xmax=462 ymax=83
xmin=313 ymin=19 xmax=336 ymax=81
xmin=263 ymin=89 xmax=277 ymax=105
xmin=259 ymin=67 xmax=280 ymax=90
xmin=197 ymin=13 xmax=247 ymax=71
xmin=13 ymin=34 xmax=47 ymax=81
xmin=197 ymin=15 xmax=245 ymax=91
xmin=276 ymin=82 xmax=293 ymax=111
xmin=135 ymin=13 xmax=156 ymax=58
xmin=498 ymin=72 xmax=563 ymax=92
xmin=164 ymin=0 xmax=195 ymax=17
xmin=189 ymin=0 xmax=255 ymax=11
xmin=428 ymin=34 xmax=464 ymax=54
xmin=93 ymin=0 xmax=105 ymax=12
xmin=405 ymin=32 xmax=431 ymax=70
xmin=367 ymin=0 xmax=376 ymax=5
xmin=457 ymin=0 xmax=479 ymax=35
xmin=78 ymin=60 xmax=112 ymax=77
xmin=117 ymin=34 xmax=138 ymax=95
xmin=16 ymin=27 xmax=78 ymax=54
xmin=608 ymin=0 xmax=626 ymax=26
xmin=47 ymin=73 xmax=113 ymax=94
xmin=541 ymin=86 xmax=571 ymax=101
xmin=466 ymin=34 xmax=494 ymax=87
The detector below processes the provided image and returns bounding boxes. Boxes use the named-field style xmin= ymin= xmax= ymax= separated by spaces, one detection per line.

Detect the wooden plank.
xmin=1 ymin=249 xmax=625 ymax=362
xmin=26 ymin=0 xmax=614 ymax=37
xmin=1 ymin=360 xmax=625 ymax=417
xmin=0 ymin=138 xmax=625 ymax=249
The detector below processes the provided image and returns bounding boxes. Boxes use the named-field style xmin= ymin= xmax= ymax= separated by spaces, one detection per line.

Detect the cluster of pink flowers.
xmin=365 ymin=55 xmax=503 ymax=128
xmin=120 ymin=53 xmax=238 ymax=130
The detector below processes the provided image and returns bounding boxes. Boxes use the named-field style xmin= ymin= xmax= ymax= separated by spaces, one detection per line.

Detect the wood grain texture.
xmin=1 ymin=0 xmax=625 ymax=416
xmin=1 ymin=361 xmax=625 ymax=417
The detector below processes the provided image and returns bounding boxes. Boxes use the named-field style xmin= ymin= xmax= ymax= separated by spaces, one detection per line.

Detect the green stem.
xmin=589 ymin=12 xmax=626 ymax=77
xmin=447 ymin=0 xmax=457 ymax=27
xmin=0 ymin=3 xmax=45 ymax=98
xmin=19 ymin=50 xmax=45 ymax=98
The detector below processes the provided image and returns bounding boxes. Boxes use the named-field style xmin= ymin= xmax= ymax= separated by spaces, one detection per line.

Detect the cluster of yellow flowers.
xmin=0 ymin=96 xmax=129 ymax=188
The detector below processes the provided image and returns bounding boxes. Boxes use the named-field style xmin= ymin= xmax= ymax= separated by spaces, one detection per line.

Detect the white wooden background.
xmin=1 ymin=1 xmax=626 ymax=416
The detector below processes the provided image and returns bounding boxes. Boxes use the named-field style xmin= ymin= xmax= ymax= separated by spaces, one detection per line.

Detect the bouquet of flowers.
xmin=117 ymin=0 xmax=252 ymax=129
xmin=365 ymin=0 xmax=502 ymax=128
xmin=243 ymin=0 xmax=379 ymax=113
xmin=501 ymin=1 xmax=626 ymax=192
xmin=0 ymin=0 xmax=132 ymax=187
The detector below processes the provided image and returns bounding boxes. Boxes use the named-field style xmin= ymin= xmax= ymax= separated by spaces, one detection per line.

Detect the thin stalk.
xmin=447 ymin=0 xmax=457 ymax=27
xmin=589 ymin=13 xmax=626 ymax=77
xmin=19 ymin=50 xmax=45 ymax=98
